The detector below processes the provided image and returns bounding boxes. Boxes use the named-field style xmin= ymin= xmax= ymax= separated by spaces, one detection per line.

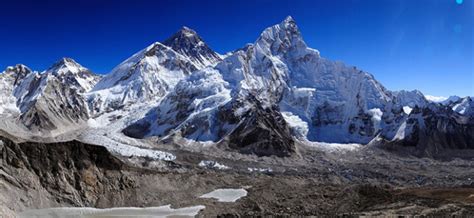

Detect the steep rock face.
xmin=379 ymin=104 xmax=474 ymax=156
xmin=221 ymin=95 xmax=295 ymax=157
xmin=392 ymin=90 xmax=428 ymax=108
xmin=163 ymin=26 xmax=222 ymax=68
xmin=14 ymin=59 xmax=97 ymax=132
xmin=0 ymin=64 xmax=33 ymax=114
xmin=217 ymin=16 xmax=394 ymax=144
xmin=0 ymin=135 xmax=128 ymax=213
xmin=450 ymin=97 xmax=473 ymax=116
xmin=19 ymin=74 xmax=90 ymax=131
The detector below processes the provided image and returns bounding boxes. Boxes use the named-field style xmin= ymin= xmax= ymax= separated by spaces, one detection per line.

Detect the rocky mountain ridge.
xmin=0 ymin=16 xmax=472 ymax=157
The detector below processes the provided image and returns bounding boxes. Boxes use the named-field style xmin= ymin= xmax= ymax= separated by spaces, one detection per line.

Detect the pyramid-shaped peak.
xmin=179 ymin=26 xmax=197 ymax=35
xmin=48 ymin=57 xmax=87 ymax=75
xmin=165 ymin=26 xmax=201 ymax=43
xmin=162 ymin=26 xmax=221 ymax=68
xmin=55 ymin=57 xmax=80 ymax=66
xmin=49 ymin=57 xmax=82 ymax=69
xmin=279 ymin=15 xmax=299 ymax=32
xmin=283 ymin=16 xmax=295 ymax=23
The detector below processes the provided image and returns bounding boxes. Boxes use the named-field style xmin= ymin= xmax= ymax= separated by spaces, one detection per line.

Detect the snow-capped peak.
xmin=2 ymin=64 xmax=32 ymax=86
xmin=178 ymin=26 xmax=198 ymax=38
xmin=44 ymin=57 xmax=100 ymax=92
xmin=255 ymin=16 xmax=314 ymax=57
xmin=4 ymin=64 xmax=31 ymax=74
xmin=47 ymin=57 xmax=86 ymax=76
xmin=163 ymin=26 xmax=222 ymax=68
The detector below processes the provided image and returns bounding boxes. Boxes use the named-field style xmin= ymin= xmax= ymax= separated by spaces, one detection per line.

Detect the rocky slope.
xmin=0 ymin=59 xmax=100 ymax=134
xmin=0 ymin=64 xmax=32 ymax=114
xmin=2 ymin=132 xmax=474 ymax=217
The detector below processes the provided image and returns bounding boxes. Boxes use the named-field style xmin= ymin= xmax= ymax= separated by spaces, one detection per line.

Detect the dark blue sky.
xmin=1 ymin=0 xmax=472 ymax=96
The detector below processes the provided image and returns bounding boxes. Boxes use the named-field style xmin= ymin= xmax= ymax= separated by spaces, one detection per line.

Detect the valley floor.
xmin=1 ymin=136 xmax=474 ymax=217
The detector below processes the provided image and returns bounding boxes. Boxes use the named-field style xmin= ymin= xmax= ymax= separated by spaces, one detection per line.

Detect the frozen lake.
xmin=200 ymin=188 xmax=248 ymax=202
xmin=19 ymin=204 xmax=205 ymax=218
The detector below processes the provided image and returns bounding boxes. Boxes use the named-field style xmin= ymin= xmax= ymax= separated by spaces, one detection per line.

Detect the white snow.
xmin=248 ymin=167 xmax=273 ymax=173
xmin=452 ymin=97 xmax=472 ymax=115
xmin=198 ymin=160 xmax=230 ymax=170
xmin=367 ymin=108 xmax=383 ymax=132
xmin=78 ymin=103 xmax=176 ymax=161
xmin=19 ymin=205 xmax=205 ymax=217
xmin=403 ymin=106 xmax=413 ymax=115
xmin=200 ymin=189 xmax=248 ymax=202
xmin=305 ymin=140 xmax=361 ymax=151
xmin=281 ymin=112 xmax=308 ymax=137
xmin=425 ymin=95 xmax=447 ymax=102
xmin=393 ymin=121 xmax=407 ymax=140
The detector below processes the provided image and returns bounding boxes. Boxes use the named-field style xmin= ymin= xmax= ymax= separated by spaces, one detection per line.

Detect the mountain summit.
xmin=163 ymin=26 xmax=222 ymax=68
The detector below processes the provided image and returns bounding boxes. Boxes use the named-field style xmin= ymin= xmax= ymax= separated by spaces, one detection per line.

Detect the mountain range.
xmin=0 ymin=16 xmax=472 ymax=158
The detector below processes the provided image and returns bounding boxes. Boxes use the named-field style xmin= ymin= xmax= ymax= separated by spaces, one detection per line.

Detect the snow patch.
xmin=425 ymin=95 xmax=447 ymax=103
xmin=86 ymin=119 xmax=100 ymax=128
xmin=367 ymin=108 xmax=383 ymax=132
xmin=403 ymin=106 xmax=413 ymax=115
xmin=200 ymin=189 xmax=248 ymax=202
xmin=248 ymin=167 xmax=273 ymax=173
xmin=198 ymin=160 xmax=230 ymax=170
xmin=393 ymin=121 xmax=407 ymax=140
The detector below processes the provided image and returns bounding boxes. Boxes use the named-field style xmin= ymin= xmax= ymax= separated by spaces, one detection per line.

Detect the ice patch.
xmin=19 ymin=205 xmax=205 ymax=217
xmin=200 ymin=189 xmax=248 ymax=202
xmin=199 ymin=160 xmax=230 ymax=170
xmin=281 ymin=112 xmax=308 ymax=137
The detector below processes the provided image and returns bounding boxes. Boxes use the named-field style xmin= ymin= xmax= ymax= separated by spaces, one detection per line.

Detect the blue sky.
xmin=0 ymin=0 xmax=472 ymax=96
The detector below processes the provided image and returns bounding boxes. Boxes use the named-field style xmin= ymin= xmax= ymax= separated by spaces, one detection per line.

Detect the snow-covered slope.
xmin=89 ymin=27 xmax=220 ymax=114
xmin=378 ymin=103 xmax=474 ymax=156
xmin=89 ymin=42 xmax=198 ymax=114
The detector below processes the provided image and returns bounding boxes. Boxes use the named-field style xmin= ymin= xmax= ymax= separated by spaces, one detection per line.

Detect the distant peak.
xmin=56 ymin=57 xmax=78 ymax=65
xmin=279 ymin=15 xmax=298 ymax=32
xmin=163 ymin=26 xmax=204 ymax=48
xmin=4 ymin=64 xmax=32 ymax=74
xmin=48 ymin=57 xmax=86 ymax=75
xmin=180 ymin=26 xmax=195 ymax=33
xmin=255 ymin=15 xmax=306 ymax=54
xmin=283 ymin=15 xmax=295 ymax=23
xmin=175 ymin=26 xmax=198 ymax=38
